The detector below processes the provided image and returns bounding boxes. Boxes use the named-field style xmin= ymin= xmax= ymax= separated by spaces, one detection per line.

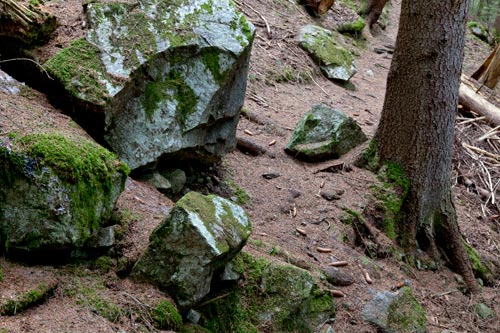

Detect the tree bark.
xmin=363 ymin=0 xmax=389 ymax=28
xmin=374 ymin=0 xmax=478 ymax=291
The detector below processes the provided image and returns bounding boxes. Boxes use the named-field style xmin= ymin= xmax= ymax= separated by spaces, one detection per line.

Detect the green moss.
xmin=462 ymin=240 xmax=492 ymax=282
xmin=337 ymin=17 xmax=366 ymax=35
xmin=0 ymin=266 xmax=3 ymax=282
xmin=8 ymin=133 xmax=129 ymax=246
xmin=68 ymin=275 xmax=123 ymax=322
xmin=94 ymin=256 xmax=114 ymax=272
xmin=43 ymin=38 xmax=112 ymax=106
xmin=202 ymin=49 xmax=230 ymax=85
xmin=0 ymin=283 xmax=55 ymax=315
xmin=200 ymin=252 xmax=333 ymax=332
xmin=223 ymin=179 xmax=251 ymax=205
xmin=152 ymin=300 xmax=183 ymax=330
xmin=301 ymin=28 xmax=354 ymax=69
xmin=387 ymin=287 xmax=426 ymax=333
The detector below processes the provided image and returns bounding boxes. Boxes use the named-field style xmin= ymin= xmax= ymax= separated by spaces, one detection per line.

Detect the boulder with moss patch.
xmin=362 ymin=287 xmax=426 ymax=333
xmin=0 ymin=133 xmax=128 ymax=256
xmin=297 ymin=24 xmax=356 ymax=81
xmin=132 ymin=191 xmax=252 ymax=308
xmin=285 ymin=104 xmax=367 ymax=161
xmin=43 ymin=0 xmax=255 ymax=170
xmin=199 ymin=252 xmax=335 ymax=332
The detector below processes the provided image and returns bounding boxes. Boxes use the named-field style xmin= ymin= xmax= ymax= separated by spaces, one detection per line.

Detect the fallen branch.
xmin=236 ymin=136 xmax=268 ymax=156
xmin=459 ymin=78 xmax=500 ymax=126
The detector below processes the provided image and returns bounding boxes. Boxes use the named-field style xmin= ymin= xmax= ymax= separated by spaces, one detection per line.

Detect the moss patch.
xmin=462 ymin=240 xmax=493 ymax=282
xmin=0 ymin=283 xmax=57 ymax=315
xmin=200 ymin=252 xmax=334 ymax=332
xmin=387 ymin=287 xmax=426 ymax=333
xmin=337 ymin=17 xmax=366 ymax=35
xmin=152 ymin=300 xmax=183 ymax=330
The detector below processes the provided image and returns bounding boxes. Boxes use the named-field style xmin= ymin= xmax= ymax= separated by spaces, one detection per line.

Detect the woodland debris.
xmin=236 ymin=136 xmax=268 ymax=156
xmin=268 ymin=139 xmax=276 ymax=146
xmin=317 ymin=247 xmax=332 ymax=253
xmin=262 ymin=172 xmax=280 ymax=180
xmin=363 ymin=269 xmax=373 ymax=284
xmin=240 ymin=108 xmax=288 ymax=136
xmin=327 ymin=260 xmax=349 ymax=267
xmin=300 ymin=0 xmax=334 ymax=16
xmin=329 ymin=289 xmax=346 ymax=298
xmin=296 ymin=227 xmax=307 ymax=236
xmin=459 ymin=77 xmax=500 ymax=126
xmin=313 ymin=162 xmax=347 ymax=174
xmin=472 ymin=43 xmax=500 ymax=90
xmin=243 ymin=129 xmax=254 ymax=136
xmin=320 ymin=191 xmax=341 ymax=201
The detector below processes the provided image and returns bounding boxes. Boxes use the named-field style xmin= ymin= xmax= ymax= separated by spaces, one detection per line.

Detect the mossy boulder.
xmin=43 ymin=0 xmax=255 ymax=170
xmin=362 ymin=287 xmax=426 ymax=333
xmin=297 ymin=24 xmax=356 ymax=81
xmin=199 ymin=252 xmax=335 ymax=333
xmin=0 ymin=133 xmax=128 ymax=256
xmin=468 ymin=21 xmax=490 ymax=43
xmin=285 ymin=104 xmax=367 ymax=161
xmin=337 ymin=17 xmax=366 ymax=35
xmin=132 ymin=191 xmax=252 ymax=308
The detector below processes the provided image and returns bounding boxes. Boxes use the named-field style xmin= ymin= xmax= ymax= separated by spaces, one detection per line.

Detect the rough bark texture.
xmin=364 ymin=0 xmax=388 ymax=28
xmin=374 ymin=0 xmax=478 ymax=291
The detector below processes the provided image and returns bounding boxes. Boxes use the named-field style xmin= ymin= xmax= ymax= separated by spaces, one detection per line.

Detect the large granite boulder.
xmin=285 ymin=104 xmax=367 ymax=161
xmin=132 ymin=191 xmax=252 ymax=308
xmin=0 ymin=132 xmax=128 ymax=256
xmin=43 ymin=0 xmax=255 ymax=170
xmin=297 ymin=24 xmax=356 ymax=81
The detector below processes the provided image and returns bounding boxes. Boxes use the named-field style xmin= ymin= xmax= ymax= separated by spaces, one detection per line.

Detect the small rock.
xmin=365 ymin=69 xmax=374 ymax=77
xmin=89 ymin=225 xmax=116 ymax=248
xmin=288 ymin=188 xmax=302 ymax=198
xmin=322 ymin=266 xmax=355 ymax=286
xmin=160 ymin=169 xmax=186 ymax=194
xmin=187 ymin=309 xmax=201 ymax=324
xmin=263 ymin=172 xmax=280 ymax=179
xmin=320 ymin=191 xmax=341 ymax=201
xmin=473 ymin=303 xmax=495 ymax=319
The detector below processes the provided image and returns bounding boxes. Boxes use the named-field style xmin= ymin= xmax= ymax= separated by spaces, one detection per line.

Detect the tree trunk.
xmin=363 ymin=0 xmax=388 ymax=28
xmin=374 ymin=0 xmax=478 ymax=291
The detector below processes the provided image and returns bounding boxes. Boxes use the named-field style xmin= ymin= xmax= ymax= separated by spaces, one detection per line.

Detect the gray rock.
xmin=220 ymin=261 xmax=242 ymax=281
xmin=132 ymin=191 xmax=252 ymax=308
xmin=0 ymin=134 xmax=127 ymax=254
xmin=197 ymin=252 xmax=335 ymax=332
xmin=285 ymin=104 xmax=367 ymax=161
xmin=0 ymin=70 xmax=24 ymax=95
xmin=144 ymin=172 xmax=172 ymax=193
xmin=186 ymin=309 xmax=201 ymax=324
xmin=43 ymin=0 xmax=255 ymax=170
xmin=297 ymin=25 xmax=356 ymax=82
xmin=322 ymin=266 xmax=355 ymax=286
xmin=362 ymin=287 xmax=426 ymax=333
xmin=160 ymin=169 xmax=186 ymax=194
xmin=89 ymin=225 xmax=117 ymax=248
xmin=473 ymin=303 xmax=495 ymax=319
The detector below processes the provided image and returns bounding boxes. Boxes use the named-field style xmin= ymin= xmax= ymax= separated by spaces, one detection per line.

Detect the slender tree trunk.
xmin=374 ymin=0 xmax=478 ymax=291
xmin=364 ymin=0 xmax=389 ymax=28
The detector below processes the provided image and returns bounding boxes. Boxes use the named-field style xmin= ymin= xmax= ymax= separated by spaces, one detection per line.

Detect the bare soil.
xmin=1 ymin=0 xmax=499 ymax=332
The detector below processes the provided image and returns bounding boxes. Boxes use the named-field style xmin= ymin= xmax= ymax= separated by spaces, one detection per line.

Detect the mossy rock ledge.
xmin=132 ymin=191 xmax=252 ymax=308
xmin=285 ymin=104 xmax=367 ymax=161
xmin=43 ymin=0 xmax=255 ymax=170
xmin=0 ymin=133 xmax=128 ymax=257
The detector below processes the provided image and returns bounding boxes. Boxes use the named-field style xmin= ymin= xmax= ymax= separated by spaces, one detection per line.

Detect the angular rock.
xmin=43 ymin=0 xmax=255 ymax=170
xmin=132 ymin=191 xmax=252 ymax=308
xmin=473 ymin=303 xmax=495 ymax=319
xmin=297 ymin=25 xmax=356 ymax=81
xmin=159 ymin=169 xmax=187 ymax=195
xmin=285 ymin=104 xmax=367 ymax=161
xmin=198 ymin=252 xmax=335 ymax=332
xmin=322 ymin=266 xmax=355 ymax=286
xmin=362 ymin=287 xmax=426 ymax=333
xmin=0 ymin=133 xmax=128 ymax=255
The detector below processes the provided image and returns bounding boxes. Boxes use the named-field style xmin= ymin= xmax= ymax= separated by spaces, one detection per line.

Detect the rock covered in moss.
xmin=337 ymin=17 xmax=366 ymax=35
xmin=132 ymin=191 xmax=252 ymax=308
xmin=297 ymin=24 xmax=356 ymax=81
xmin=199 ymin=252 xmax=335 ymax=332
xmin=285 ymin=104 xmax=367 ymax=161
xmin=0 ymin=133 xmax=128 ymax=256
xmin=362 ymin=287 xmax=426 ymax=333
xmin=43 ymin=0 xmax=255 ymax=170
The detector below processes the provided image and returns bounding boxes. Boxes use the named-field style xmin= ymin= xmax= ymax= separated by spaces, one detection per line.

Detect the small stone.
xmin=187 ymin=309 xmax=201 ymax=324
xmin=263 ymin=172 xmax=280 ymax=179
xmin=320 ymin=191 xmax=341 ymax=201
xmin=473 ymin=303 xmax=495 ymax=319
xmin=365 ymin=69 xmax=374 ymax=77
xmin=322 ymin=266 xmax=355 ymax=286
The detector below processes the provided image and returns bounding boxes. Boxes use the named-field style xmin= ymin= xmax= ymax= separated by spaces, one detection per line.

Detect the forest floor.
xmin=1 ymin=0 xmax=500 ymax=332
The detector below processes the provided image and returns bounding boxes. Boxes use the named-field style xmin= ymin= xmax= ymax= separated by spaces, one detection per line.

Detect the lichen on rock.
xmin=0 ymin=132 xmax=128 ymax=256
xmin=297 ymin=24 xmax=356 ymax=81
xmin=132 ymin=191 xmax=252 ymax=308
xmin=43 ymin=0 xmax=255 ymax=170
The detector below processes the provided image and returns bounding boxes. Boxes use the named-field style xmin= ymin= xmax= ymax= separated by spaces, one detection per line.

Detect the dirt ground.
xmin=1 ymin=0 xmax=499 ymax=332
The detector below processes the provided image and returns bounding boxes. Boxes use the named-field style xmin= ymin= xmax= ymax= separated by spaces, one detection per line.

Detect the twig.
xmin=463 ymin=143 xmax=500 ymax=161
xmin=307 ymin=73 xmax=329 ymax=97
xmin=0 ymin=58 xmax=53 ymax=80
xmin=236 ymin=1 xmax=271 ymax=37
